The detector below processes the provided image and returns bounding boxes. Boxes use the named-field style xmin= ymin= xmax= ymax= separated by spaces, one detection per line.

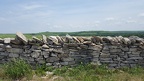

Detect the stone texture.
xmin=42 ymin=35 xmax=47 ymax=44
xmin=7 ymin=48 xmax=23 ymax=53
xmin=16 ymin=32 xmax=28 ymax=44
xmin=0 ymin=34 xmax=144 ymax=68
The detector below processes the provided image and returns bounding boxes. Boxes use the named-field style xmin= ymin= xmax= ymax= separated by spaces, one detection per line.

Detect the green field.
xmin=0 ymin=31 xmax=144 ymax=39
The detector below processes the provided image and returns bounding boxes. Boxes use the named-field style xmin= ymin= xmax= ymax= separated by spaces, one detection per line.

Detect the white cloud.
xmin=126 ymin=20 xmax=137 ymax=23
xmin=138 ymin=13 xmax=144 ymax=17
xmin=105 ymin=17 xmax=115 ymax=21
xmin=22 ymin=4 xmax=45 ymax=10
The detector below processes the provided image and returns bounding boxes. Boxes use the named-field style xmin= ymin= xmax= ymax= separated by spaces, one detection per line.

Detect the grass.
xmin=1 ymin=61 xmax=144 ymax=81
xmin=2 ymin=59 xmax=33 ymax=80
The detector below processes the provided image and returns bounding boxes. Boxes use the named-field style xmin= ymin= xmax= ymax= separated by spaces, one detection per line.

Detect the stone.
xmin=122 ymin=38 xmax=131 ymax=44
xmin=42 ymin=51 xmax=49 ymax=58
xmin=5 ymin=45 xmax=12 ymax=49
xmin=60 ymin=62 xmax=69 ymax=65
xmin=46 ymin=57 xmax=59 ymax=62
xmin=110 ymin=49 xmax=121 ymax=53
xmin=79 ymin=44 xmax=88 ymax=49
xmin=16 ymin=32 xmax=28 ymax=44
xmin=0 ymin=38 xmax=4 ymax=43
xmin=56 ymin=36 xmax=63 ymax=43
xmin=73 ymin=37 xmax=80 ymax=43
xmin=9 ymin=53 xmax=19 ymax=58
xmin=42 ymin=44 xmax=49 ymax=49
xmin=31 ymin=52 xmax=40 ymax=58
xmin=46 ymin=63 xmax=52 ymax=66
xmin=88 ymin=45 xmax=102 ymax=51
xmin=32 ymin=36 xmax=43 ymax=43
xmin=0 ymin=48 xmax=5 ymax=52
xmin=50 ymin=53 xmax=57 ymax=57
xmin=6 ymin=48 xmax=23 ymax=53
xmin=4 ymin=38 xmax=11 ymax=44
xmin=48 ymin=36 xmax=59 ymax=44
xmin=100 ymin=53 xmax=110 ymax=58
xmin=62 ymin=57 xmax=74 ymax=62
xmin=120 ymin=46 xmax=129 ymax=52
xmin=0 ymin=44 xmax=4 ymax=48
xmin=128 ymin=57 xmax=143 ymax=60
xmin=91 ymin=36 xmax=103 ymax=44
xmin=42 ymin=35 xmax=47 ymax=44
xmin=115 ymin=36 xmax=123 ymax=43
xmin=129 ymin=48 xmax=137 ymax=52
xmin=77 ymin=37 xmax=84 ymax=43
xmin=100 ymin=58 xmax=112 ymax=61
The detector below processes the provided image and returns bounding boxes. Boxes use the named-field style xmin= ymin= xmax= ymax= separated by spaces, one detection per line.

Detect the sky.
xmin=0 ymin=0 xmax=144 ymax=33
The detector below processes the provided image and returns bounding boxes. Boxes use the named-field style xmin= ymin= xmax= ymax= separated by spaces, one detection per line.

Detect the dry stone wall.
xmin=0 ymin=32 xmax=144 ymax=68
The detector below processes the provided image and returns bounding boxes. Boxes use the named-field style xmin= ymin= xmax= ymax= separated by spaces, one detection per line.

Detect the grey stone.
xmin=46 ymin=63 xmax=52 ymax=66
xmin=0 ymin=38 xmax=4 ymax=43
xmin=7 ymin=48 xmax=23 ymax=53
xmin=46 ymin=57 xmax=59 ymax=62
xmin=100 ymin=58 xmax=112 ymax=61
xmin=62 ymin=57 xmax=74 ymax=62
xmin=129 ymin=48 xmax=137 ymax=52
xmin=16 ymin=32 xmax=28 ymax=44
xmin=31 ymin=52 xmax=40 ymax=58
xmin=88 ymin=45 xmax=102 ymax=51
xmin=0 ymin=48 xmax=5 ymax=52
xmin=50 ymin=53 xmax=57 ymax=57
xmin=128 ymin=57 xmax=143 ymax=60
xmin=100 ymin=53 xmax=110 ymax=58
xmin=110 ymin=49 xmax=121 ymax=53
xmin=60 ymin=62 xmax=68 ymax=65
xmin=42 ymin=51 xmax=49 ymax=58
xmin=9 ymin=53 xmax=19 ymax=57
xmin=5 ymin=45 xmax=12 ymax=49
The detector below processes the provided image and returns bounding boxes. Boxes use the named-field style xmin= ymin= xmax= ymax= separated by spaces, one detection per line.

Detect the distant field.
xmin=0 ymin=31 xmax=144 ymax=38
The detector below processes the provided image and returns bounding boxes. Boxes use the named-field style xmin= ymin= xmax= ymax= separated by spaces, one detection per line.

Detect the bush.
xmin=3 ymin=59 xmax=32 ymax=80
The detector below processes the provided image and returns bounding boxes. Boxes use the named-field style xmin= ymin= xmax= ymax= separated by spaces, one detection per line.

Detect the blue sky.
xmin=0 ymin=0 xmax=144 ymax=33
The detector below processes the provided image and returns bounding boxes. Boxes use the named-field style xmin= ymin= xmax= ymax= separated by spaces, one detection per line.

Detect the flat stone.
xmin=60 ymin=62 xmax=69 ymax=65
xmin=77 ymin=37 xmax=84 ymax=43
xmin=9 ymin=53 xmax=19 ymax=58
xmin=42 ymin=44 xmax=49 ymax=49
xmin=91 ymin=36 xmax=103 ymax=44
xmin=46 ymin=57 xmax=59 ymax=62
xmin=122 ymin=38 xmax=131 ymax=44
xmin=129 ymin=48 xmax=137 ymax=52
xmin=62 ymin=57 xmax=74 ymax=62
xmin=48 ymin=36 xmax=59 ymax=44
xmin=4 ymin=38 xmax=11 ymax=44
xmin=32 ymin=36 xmax=43 ymax=43
xmin=128 ymin=57 xmax=143 ymax=60
xmin=73 ymin=37 xmax=80 ymax=43
xmin=88 ymin=45 xmax=102 ymax=51
xmin=16 ymin=32 xmax=28 ymax=44
xmin=7 ymin=48 xmax=23 ymax=53
xmin=110 ymin=49 xmax=121 ymax=53
xmin=42 ymin=35 xmax=47 ymax=44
